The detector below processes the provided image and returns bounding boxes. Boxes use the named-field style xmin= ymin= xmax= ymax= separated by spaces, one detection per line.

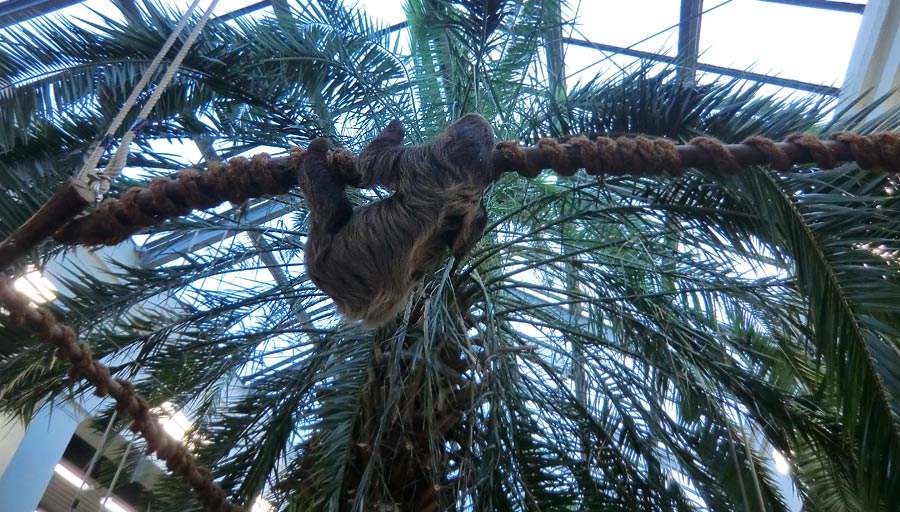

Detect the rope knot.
xmin=635 ymin=137 xmax=682 ymax=175
xmin=327 ymin=148 xmax=361 ymax=186
xmin=537 ymin=138 xmax=578 ymax=176
xmin=85 ymin=170 xmax=111 ymax=202
xmin=569 ymin=136 xmax=599 ymax=175
xmin=249 ymin=153 xmax=283 ymax=194
xmin=831 ymin=132 xmax=900 ymax=171
xmin=593 ymin=137 xmax=623 ymax=175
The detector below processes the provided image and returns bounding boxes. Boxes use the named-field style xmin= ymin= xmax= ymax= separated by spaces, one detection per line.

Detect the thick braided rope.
xmin=53 ymin=148 xmax=359 ymax=246
xmin=51 ymin=131 xmax=900 ymax=247
xmin=496 ymin=131 xmax=900 ymax=178
xmin=0 ymin=276 xmax=239 ymax=512
xmin=0 ymin=1 xmax=214 ymax=271
xmin=4 ymin=128 xmax=900 ymax=512
xmin=56 ymin=150 xmax=306 ymax=245
xmin=688 ymin=137 xmax=742 ymax=174
xmin=743 ymin=135 xmax=792 ymax=171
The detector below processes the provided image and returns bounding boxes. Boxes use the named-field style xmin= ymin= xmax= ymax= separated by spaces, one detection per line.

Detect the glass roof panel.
xmin=2 ymin=0 xmax=864 ymax=93
xmin=355 ymin=0 xmax=407 ymax=26
xmin=700 ymin=0 xmax=863 ymax=86
xmin=568 ymin=0 xmax=681 ymax=55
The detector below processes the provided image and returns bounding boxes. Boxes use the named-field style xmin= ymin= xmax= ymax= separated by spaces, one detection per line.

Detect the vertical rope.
xmin=74 ymin=0 xmax=204 ymax=186
xmin=68 ymin=409 xmax=118 ymax=512
xmin=99 ymin=437 xmax=134 ymax=511
xmin=100 ymin=0 xmax=221 ymax=185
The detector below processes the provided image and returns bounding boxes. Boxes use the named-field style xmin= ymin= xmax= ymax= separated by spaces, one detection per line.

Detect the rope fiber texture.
xmin=0 ymin=0 xmax=219 ymax=271
xmin=0 ymin=276 xmax=238 ymax=512
xmin=496 ymin=131 xmax=900 ymax=178
xmin=52 ymin=131 xmax=900 ymax=248
xmin=53 ymin=148 xmax=358 ymax=246
xmin=0 ymin=4 xmax=235 ymax=511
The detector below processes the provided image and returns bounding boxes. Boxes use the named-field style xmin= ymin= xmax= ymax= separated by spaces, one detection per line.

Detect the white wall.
xmin=840 ymin=0 xmax=900 ymax=115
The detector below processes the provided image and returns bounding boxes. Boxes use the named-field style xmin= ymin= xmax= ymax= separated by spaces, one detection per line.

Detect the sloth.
xmin=298 ymin=114 xmax=496 ymax=326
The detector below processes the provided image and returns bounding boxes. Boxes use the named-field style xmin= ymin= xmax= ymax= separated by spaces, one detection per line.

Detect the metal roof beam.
xmin=676 ymin=0 xmax=704 ymax=85
xmin=213 ymin=0 xmax=270 ymax=23
xmin=563 ymin=37 xmax=840 ymax=96
xmin=757 ymin=0 xmax=866 ymax=14
xmin=0 ymin=0 xmax=84 ymax=28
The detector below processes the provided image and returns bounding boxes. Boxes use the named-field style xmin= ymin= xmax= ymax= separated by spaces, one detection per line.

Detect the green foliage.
xmin=1 ymin=1 xmax=899 ymax=511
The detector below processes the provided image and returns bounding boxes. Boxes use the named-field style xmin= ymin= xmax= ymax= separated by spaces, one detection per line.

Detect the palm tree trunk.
xmin=300 ymin=325 xmax=480 ymax=511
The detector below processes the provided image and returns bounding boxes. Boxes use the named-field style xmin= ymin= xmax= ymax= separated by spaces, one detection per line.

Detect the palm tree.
xmin=2 ymin=1 xmax=900 ymax=511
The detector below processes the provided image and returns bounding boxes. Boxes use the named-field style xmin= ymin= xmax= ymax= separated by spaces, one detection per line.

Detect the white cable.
xmin=67 ymin=409 xmax=119 ymax=512
xmin=98 ymin=0 xmax=221 ymax=186
xmin=99 ymin=436 xmax=134 ymax=511
xmin=75 ymin=0 xmax=203 ymax=182
xmin=72 ymin=0 xmax=207 ymax=200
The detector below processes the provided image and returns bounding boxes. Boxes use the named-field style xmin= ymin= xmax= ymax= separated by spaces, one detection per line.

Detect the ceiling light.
xmin=154 ymin=402 xmax=194 ymax=441
xmin=53 ymin=463 xmax=90 ymax=489
xmin=251 ymin=496 xmax=275 ymax=512
xmin=100 ymin=497 xmax=132 ymax=512
xmin=14 ymin=268 xmax=57 ymax=304
xmin=771 ymin=448 xmax=791 ymax=475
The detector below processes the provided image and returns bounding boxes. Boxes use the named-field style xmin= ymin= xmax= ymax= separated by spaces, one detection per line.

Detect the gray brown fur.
xmin=297 ymin=114 xmax=495 ymax=326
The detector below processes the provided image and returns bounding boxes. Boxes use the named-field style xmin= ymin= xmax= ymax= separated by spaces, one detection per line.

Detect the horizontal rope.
xmin=0 ymin=180 xmax=96 ymax=270
xmin=48 ymin=131 xmax=900 ymax=248
xmin=494 ymin=131 xmax=900 ymax=178
xmin=0 ymin=276 xmax=239 ymax=512
xmin=52 ymin=148 xmax=357 ymax=246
